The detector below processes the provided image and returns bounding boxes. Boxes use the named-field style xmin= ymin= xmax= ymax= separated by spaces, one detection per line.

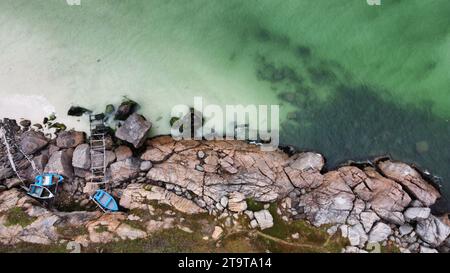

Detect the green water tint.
xmin=253 ymin=25 xmax=450 ymax=210
xmin=0 ymin=0 xmax=449 ymax=207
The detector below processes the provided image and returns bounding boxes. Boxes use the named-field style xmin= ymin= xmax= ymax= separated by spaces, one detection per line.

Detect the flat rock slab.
xmin=56 ymin=131 xmax=85 ymax=149
xmin=120 ymin=183 xmax=206 ymax=215
xmin=378 ymin=160 xmax=440 ymax=206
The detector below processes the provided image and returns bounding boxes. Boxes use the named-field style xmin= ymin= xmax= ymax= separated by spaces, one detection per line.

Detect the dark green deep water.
xmin=0 ymin=0 xmax=449 ymax=208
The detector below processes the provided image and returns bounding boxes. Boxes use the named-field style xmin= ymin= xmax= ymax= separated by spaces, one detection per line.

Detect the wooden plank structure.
xmin=89 ymin=114 xmax=108 ymax=184
xmin=88 ymin=114 xmax=118 ymax=212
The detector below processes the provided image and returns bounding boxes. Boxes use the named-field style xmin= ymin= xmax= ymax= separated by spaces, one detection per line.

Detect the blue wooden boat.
xmin=35 ymin=173 xmax=64 ymax=187
xmin=92 ymin=190 xmax=119 ymax=212
xmin=27 ymin=184 xmax=54 ymax=200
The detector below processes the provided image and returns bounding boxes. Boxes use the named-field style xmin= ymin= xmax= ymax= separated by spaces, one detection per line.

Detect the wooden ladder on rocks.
xmin=89 ymin=114 xmax=108 ymax=185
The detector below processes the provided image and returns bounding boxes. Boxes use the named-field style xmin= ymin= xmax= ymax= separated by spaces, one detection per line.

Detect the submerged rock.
xmin=115 ymin=114 xmax=151 ymax=148
xmin=415 ymin=141 xmax=429 ymax=154
xmin=67 ymin=106 xmax=92 ymax=117
xmin=114 ymin=98 xmax=139 ymax=121
xmin=19 ymin=120 xmax=31 ymax=128
xmin=105 ymin=104 xmax=115 ymax=116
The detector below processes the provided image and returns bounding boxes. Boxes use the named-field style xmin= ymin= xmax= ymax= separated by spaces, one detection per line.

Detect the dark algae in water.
xmin=253 ymin=35 xmax=450 ymax=210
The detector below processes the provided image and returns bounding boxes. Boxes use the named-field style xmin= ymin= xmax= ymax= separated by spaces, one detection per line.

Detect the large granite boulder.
xmin=19 ymin=131 xmax=48 ymax=155
xmin=115 ymin=114 xmax=151 ymax=148
xmin=32 ymin=154 xmax=49 ymax=173
xmin=72 ymin=144 xmax=90 ymax=170
xmin=368 ymin=222 xmax=392 ymax=243
xmin=347 ymin=223 xmax=368 ymax=247
xmin=91 ymin=150 xmax=116 ymax=169
xmin=284 ymin=152 xmax=324 ymax=190
xmin=115 ymin=145 xmax=133 ymax=161
xmin=227 ymin=192 xmax=247 ymax=212
xmin=44 ymin=150 xmax=74 ymax=178
xmin=144 ymin=137 xmax=294 ymax=203
xmin=298 ymin=171 xmax=355 ymax=227
xmin=289 ymin=152 xmax=324 ymax=171
xmin=114 ymin=99 xmax=139 ymax=121
xmin=404 ymin=207 xmax=431 ymax=222
xmin=415 ymin=215 xmax=450 ymax=247
xmin=353 ymin=168 xmax=411 ymax=225
xmin=56 ymin=131 xmax=85 ymax=149
xmin=297 ymin=165 xmax=414 ymax=227
xmin=378 ymin=160 xmax=440 ymax=206
xmin=110 ymin=157 xmax=140 ymax=182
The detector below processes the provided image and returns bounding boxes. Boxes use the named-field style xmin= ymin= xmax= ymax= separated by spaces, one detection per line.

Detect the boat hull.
xmin=27 ymin=184 xmax=54 ymax=200
xmin=35 ymin=173 xmax=64 ymax=187
xmin=92 ymin=190 xmax=119 ymax=212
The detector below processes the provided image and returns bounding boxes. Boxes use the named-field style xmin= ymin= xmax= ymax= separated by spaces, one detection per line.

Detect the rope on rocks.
xmin=0 ymin=128 xmax=26 ymax=187
xmin=14 ymin=142 xmax=41 ymax=177
xmin=0 ymin=124 xmax=42 ymax=189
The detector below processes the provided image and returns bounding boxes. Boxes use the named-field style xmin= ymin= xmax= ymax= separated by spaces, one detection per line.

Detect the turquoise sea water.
xmin=0 ymin=0 xmax=449 ymax=208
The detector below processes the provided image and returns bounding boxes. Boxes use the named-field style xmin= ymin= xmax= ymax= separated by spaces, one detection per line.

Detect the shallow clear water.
xmin=0 ymin=0 xmax=449 ymax=208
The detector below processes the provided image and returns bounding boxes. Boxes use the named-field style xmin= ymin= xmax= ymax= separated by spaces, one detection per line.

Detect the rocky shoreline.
xmin=0 ymin=109 xmax=449 ymax=253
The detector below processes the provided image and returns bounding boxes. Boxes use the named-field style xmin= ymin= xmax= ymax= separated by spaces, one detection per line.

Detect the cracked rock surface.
xmin=0 ymin=118 xmax=448 ymax=253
